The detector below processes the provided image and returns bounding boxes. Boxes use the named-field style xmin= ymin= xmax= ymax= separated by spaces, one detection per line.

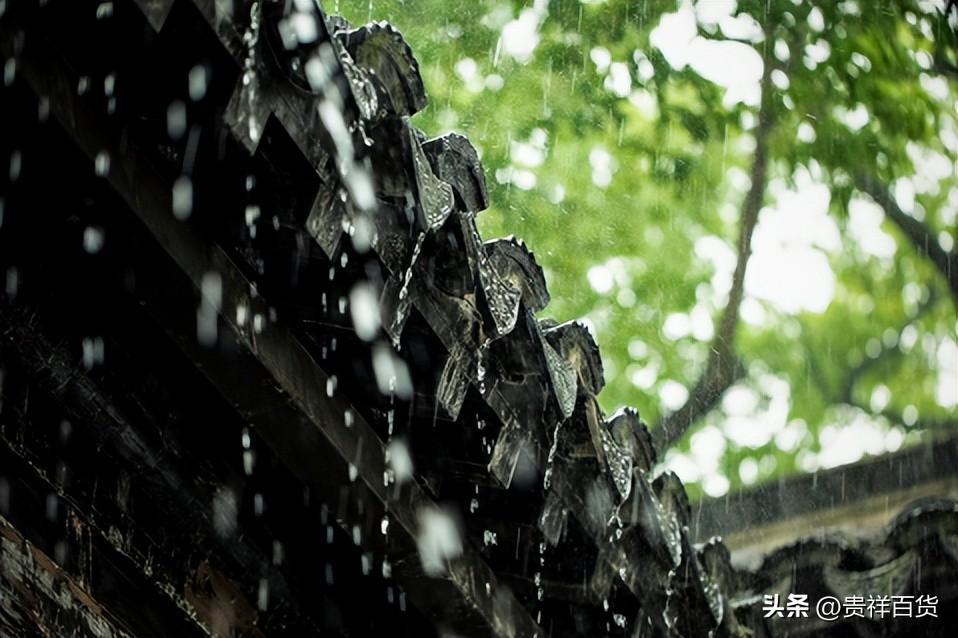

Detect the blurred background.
xmin=336 ymin=0 xmax=958 ymax=499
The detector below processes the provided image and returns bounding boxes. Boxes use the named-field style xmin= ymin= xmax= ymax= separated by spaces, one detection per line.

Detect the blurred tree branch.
xmin=650 ymin=10 xmax=957 ymax=452
xmin=837 ymin=289 xmax=937 ymax=406
xmin=652 ymin=48 xmax=775 ymax=451
xmin=853 ymin=173 xmax=958 ymax=303
xmin=934 ymin=2 xmax=958 ymax=82
xmin=933 ymin=57 xmax=958 ymax=79
xmin=804 ymin=291 xmax=954 ymax=433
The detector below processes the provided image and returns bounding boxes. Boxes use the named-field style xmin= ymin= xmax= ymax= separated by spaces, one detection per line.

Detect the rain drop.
xmin=172 ymin=176 xmax=193 ymax=219
xmin=188 ymin=64 xmax=208 ymax=101
xmin=94 ymin=151 xmax=110 ymax=177
xmin=83 ymin=226 xmax=104 ymax=254
xmin=167 ymin=100 xmax=186 ymax=140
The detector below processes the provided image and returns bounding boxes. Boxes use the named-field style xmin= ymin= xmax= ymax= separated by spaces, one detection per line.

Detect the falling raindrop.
xmin=58 ymin=420 xmax=72 ymax=445
xmin=3 ymin=58 xmax=14 ymax=87
xmin=45 ymin=493 xmax=58 ymax=521
xmin=197 ymin=271 xmax=221 ymax=346
xmin=83 ymin=226 xmax=104 ymax=254
xmin=95 ymin=2 xmax=113 ymax=19
xmin=94 ymin=151 xmax=110 ymax=177
xmin=167 ymin=100 xmax=186 ymax=139
xmin=172 ymin=175 xmax=193 ymax=219
xmin=240 ymin=2 xmax=263 ymax=144
xmin=390 ymin=233 xmax=427 ymax=344
xmin=257 ymin=578 xmax=269 ymax=611
xmin=9 ymin=150 xmax=21 ymax=182
xmin=350 ymin=215 xmax=374 ymax=253
xmin=386 ymin=439 xmax=414 ymax=484
xmin=103 ymin=72 xmax=115 ymax=97
xmin=372 ymin=343 xmax=413 ymax=398
xmin=54 ymin=542 xmax=67 ymax=565
xmin=81 ymin=337 xmax=105 ymax=369
xmin=349 ymin=282 xmax=381 ymax=341
xmin=245 ymin=204 xmax=260 ymax=236
xmin=189 ymin=64 xmax=208 ymax=101
xmin=415 ymin=508 xmax=463 ymax=576
xmin=37 ymin=96 xmax=49 ymax=122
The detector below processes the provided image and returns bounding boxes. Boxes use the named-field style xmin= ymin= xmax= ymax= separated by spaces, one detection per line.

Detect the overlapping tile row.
xmin=215 ymin=1 xmax=743 ymax=635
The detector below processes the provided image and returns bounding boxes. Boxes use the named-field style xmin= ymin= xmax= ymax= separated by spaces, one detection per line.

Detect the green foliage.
xmin=338 ymin=0 xmax=958 ymax=498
